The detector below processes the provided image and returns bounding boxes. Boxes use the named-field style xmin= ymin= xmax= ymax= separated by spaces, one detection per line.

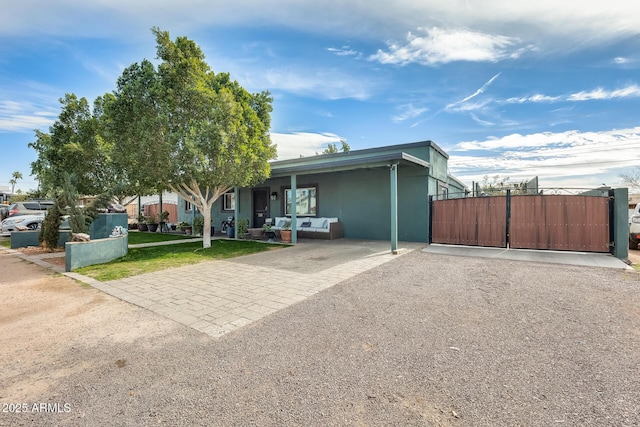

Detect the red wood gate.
xmin=430 ymin=196 xmax=506 ymax=247
xmin=430 ymin=194 xmax=611 ymax=253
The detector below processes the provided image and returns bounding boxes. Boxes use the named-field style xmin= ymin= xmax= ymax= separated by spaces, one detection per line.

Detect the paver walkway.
xmin=11 ymin=236 xmax=632 ymax=340
xmin=65 ymin=239 xmax=423 ymax=338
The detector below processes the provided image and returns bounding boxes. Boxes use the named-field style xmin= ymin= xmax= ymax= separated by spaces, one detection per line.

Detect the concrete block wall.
xmin=65 ymin=235 xmax=128 ymax=272
xmin=10 ymin=230 xmax=71 ymax=249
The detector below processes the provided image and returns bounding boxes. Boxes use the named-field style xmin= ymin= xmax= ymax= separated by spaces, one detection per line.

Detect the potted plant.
xmin=263 ymin=224 xmax=276 ymax=242
xmin=236 ymin=218 xmax=249 ymax=239
xmin=137 ymin=214 xmax=148 ymax=232
xmin=280 ymin=220 xmax=292 ymax=243
xmin=226 ymin=219 xmax=235 ymax=238
xmin=146 ymin=215 xmax=159 ymax=232
xmin=178 ymin=221 xmax=192 ymax=235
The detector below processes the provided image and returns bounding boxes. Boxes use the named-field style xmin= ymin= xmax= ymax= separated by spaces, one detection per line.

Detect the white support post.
xmin=234 ymin=186 xmax=239 ymax=239
xmin=291 ymin=174 xmax=297 ymax=244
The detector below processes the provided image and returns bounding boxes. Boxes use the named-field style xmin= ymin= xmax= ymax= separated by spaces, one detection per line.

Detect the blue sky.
xmin=1 ymin=0 xmax=639 ymax=193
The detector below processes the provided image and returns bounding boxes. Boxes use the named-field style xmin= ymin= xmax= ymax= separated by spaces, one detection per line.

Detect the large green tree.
xmin=29 ymin=94 xmax=114 ymax=197
xmin=106 ymin=28 xmax=276 ymax=247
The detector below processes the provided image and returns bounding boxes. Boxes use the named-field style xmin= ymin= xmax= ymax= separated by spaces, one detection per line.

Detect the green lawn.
xmin=127 ymin=231 xmax=196 ymax=245
xmin=0 ymin=238 xmax=9 ymax=248
xmin=75 ymin=239 xmax=285 ymax=281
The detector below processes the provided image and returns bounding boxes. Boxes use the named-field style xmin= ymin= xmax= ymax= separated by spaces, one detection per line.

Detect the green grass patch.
xmin=0 ymin=238 xmax=10 ymax=248
xmin=75 ymin=239 xmax=286 ymax=281
xmin=127 ymin=231 xmax=195 ymax=245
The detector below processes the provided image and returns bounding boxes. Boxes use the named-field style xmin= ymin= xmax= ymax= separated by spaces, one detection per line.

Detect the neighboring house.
xmin=178 ymin=140 xmax=466 ymax=248
xmin=0 ymin=185 xmax=11 ymax=203
xmin=128 ymin=193 xmax=180 ymax=223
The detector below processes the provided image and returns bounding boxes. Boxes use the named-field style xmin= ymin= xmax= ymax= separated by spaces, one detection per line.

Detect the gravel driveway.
xmin=2 ymin=250 xmax=639 ymax=426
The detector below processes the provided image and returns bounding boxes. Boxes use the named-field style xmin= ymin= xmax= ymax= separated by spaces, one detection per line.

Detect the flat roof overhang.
xmin=270 ymin=152 xmax=430 ymax=178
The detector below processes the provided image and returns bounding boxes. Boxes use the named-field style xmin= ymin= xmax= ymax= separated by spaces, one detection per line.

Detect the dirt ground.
xmin=0 ymin=250 xmax=189 ymax=403
xmin=1 ymin=243 xmax=639 ymax=426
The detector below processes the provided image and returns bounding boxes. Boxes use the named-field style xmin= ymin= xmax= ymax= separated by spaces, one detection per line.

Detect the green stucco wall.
xmin=236 ymin=165 xmax=431 ymax=242
xmin=174 ymin=141 xmax=458 ymax=243
xmin=177 ymin=164 xmax=434 ymax=243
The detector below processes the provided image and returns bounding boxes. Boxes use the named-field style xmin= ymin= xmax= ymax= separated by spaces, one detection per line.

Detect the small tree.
xmin=480 ymin=175 xmax=532 ymax=196
xmin=621 ymin=167 xmax=640 ymax=192
xmin=9 ymin=171 xmax=22 ymax=194
xmin=319 ymin=139 xmax=350 ymax=155
xmin=39 ymin=203 xmax=62 ymax=251
xmin=480 ymin=175 xmax=510 ymax=195
xmin=40 ymin=174 xmax=89 ymax=251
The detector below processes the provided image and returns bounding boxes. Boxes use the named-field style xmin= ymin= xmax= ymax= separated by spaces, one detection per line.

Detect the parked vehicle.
xmin=0 ymin=204 xmax=9 ymax=220
xmin=630 ymin=204 xmax=640 ymax=250
xmin=1 ymin=213 xmax=45 ymax=234
xmin=6 ymin=200 xmax=54 ymax=217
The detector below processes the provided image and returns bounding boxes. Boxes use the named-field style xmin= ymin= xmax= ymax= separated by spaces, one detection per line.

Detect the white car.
xmin=1 ymin=213 xmax=45 ymax=234
xmin=630 ymin=204 xmax=640 ymax=250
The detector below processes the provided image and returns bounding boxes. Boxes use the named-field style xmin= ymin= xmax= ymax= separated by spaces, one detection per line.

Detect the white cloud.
xmin=568 ymin=85 xmax=640 ymax=101
xmin=505 ymin=94 xmax=561 ymax=103
xmin=2 ymin=1 xmax=639 ymax=52
xmin=0 ymin=99 xmax=57 ymax=133
xmin=370 ymin=28 xmax=526 ymax=66
xmin=263 ymin=68 xmax=373 ymax=100
xmin=392 ymin=103 xmax=428 ymax=123
xmin=326 ymin=46 xmax=362 ymax=59
xmin=502 ymin=84 xmax=640 ymax=105
xmin=445 ymin=73 xmax=501 ymax=111
xmin=271 ymin=132 xmax=344 ymax=160
xmin=469 ymin=113 xmax=495 ymax=126
xmin=447 ymin=127 xmax=640 ymax=187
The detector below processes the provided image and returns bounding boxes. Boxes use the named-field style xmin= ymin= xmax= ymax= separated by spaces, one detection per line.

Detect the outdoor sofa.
xmin=271 ymin=217 xmax=344 ymax=240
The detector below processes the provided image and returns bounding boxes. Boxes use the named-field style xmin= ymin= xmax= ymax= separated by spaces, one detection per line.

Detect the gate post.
xmin=505 ymin=189 xmax=511 ymax=248
xmin=610 ymin=188 xmax=629 ymax=260
xmin=428 ymin=195 xmax=433 ymax=244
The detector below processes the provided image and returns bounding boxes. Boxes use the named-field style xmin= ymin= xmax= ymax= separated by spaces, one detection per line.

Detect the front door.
xmin=252 ymin=188 xmax=269 ymax=228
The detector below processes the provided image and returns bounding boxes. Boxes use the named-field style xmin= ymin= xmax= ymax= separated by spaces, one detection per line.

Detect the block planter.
xmin=65 ymin=235 xmax=128 ymax=272
xmin=11 ymin=230 xmax=71 ymax=249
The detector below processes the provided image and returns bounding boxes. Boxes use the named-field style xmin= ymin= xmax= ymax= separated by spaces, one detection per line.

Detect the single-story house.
xmin=177 ymin=140 xmax=466 ymax=252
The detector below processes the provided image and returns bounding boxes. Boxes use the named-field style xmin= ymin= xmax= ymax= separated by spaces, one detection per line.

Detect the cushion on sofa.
xmin=309 ymin=218 xmax=325 ymax=228
xmin=271 ymin=217 xmax=286 ymax=230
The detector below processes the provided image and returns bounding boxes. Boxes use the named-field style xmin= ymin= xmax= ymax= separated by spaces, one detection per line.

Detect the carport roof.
xmin=270 ymin=145 xmax=431 ymax=178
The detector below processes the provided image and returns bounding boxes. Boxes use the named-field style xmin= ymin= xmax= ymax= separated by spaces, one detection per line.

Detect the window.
xmin=184 ymin=200 xmax=192 ymax=212
xmin=223 ymin=191 xmax=235 ymax=211
xmin=285 ymin=186 xmax=317 ymax=216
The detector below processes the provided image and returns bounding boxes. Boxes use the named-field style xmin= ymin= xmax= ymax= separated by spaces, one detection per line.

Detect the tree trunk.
xmin=168 ymin=182 xmax=230 ymax=250
xmin=202 ymin=203 xmax=213 ymax=248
